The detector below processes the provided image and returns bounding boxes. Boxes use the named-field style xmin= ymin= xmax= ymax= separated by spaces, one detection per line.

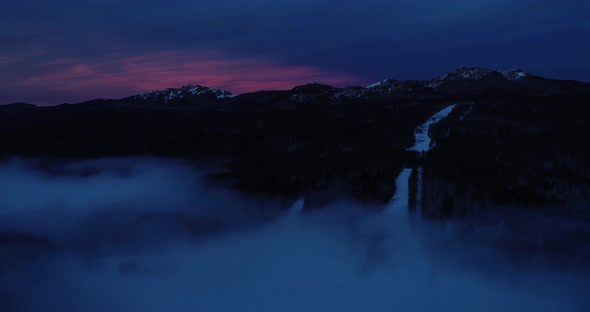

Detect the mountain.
xmin=1 ymin=67 xmax=589 ymax=216
xmin=0 ymin=102 xmax=39 ymax=111
xmin=131 ymin=84 xmax=236 ymax=102
xmin=114 ymin=84 xmax=237 ymax=107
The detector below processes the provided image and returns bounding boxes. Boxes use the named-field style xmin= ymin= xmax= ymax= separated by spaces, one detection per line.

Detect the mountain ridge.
xmin=1 ymin=65 xmax=589 ymax=214
xmin=3 ymin=66 xmax=590 ymax=107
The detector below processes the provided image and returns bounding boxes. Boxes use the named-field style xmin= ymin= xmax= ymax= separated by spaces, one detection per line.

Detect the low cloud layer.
xmin=0 ymin=157 xmax=589 ymax=311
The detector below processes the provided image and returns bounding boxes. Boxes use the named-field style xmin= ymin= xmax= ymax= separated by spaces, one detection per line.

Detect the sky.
xmin=1 ymin=0 xmax=589 ymax=105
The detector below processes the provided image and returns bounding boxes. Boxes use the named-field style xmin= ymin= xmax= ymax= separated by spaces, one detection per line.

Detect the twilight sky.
xmin=1 ymin=0 xmax=589 ymax=105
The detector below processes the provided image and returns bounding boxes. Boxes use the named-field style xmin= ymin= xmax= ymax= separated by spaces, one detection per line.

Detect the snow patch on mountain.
xmin=164 ymin=89 xmax=184 ymax=102
xmin=366 ymin=80 xmax=389 ymax=89
xmin=426 ymin=79 xmax=444 ymax=89
xmin=501 ymin=69 xmax=529 ymax=81
xmin=455 ymin=67 xmax=493 ymax=80
xmin=365 ymin=80 xmax=425 ymax=95
xmin=136 ymin=90 xmax=169 ymax=100
xmin=385 ymin=168 xmax=412 ymax=216
xmin=135 ymin=85 xmax=236 ymax=103
xmin=334 ymin=87 xmax=368 ymax=99
xmin=427 ymin=67 xmax=493 ymax=88
xmin=407 ymin=104 xmax=457 ymax=153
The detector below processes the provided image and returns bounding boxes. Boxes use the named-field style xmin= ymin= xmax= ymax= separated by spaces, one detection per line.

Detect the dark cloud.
xmin=1 ymin=0 xmax=589 ymax=104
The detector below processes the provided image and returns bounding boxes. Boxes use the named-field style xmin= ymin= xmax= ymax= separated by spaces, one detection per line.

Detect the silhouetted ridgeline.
xmin=2 ymin=67 xmax=590 ymax=215
xmin=423 ymin=96 xmax=590 ymax=217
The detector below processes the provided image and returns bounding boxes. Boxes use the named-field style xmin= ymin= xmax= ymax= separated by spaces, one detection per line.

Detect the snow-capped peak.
xmin=366 ymin=79 xmax=389 ymax=89
xmin=449 ymin=66 xmax=494 ymax=80
xmin=427 ymin=67 xmax=494 ymax=88
xmin=501 ymin=69 xmax=529 ymax=81
xmin=135 ymin=84 xmax=237 ymax=103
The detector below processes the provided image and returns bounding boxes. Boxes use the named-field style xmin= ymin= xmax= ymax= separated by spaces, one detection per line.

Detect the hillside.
xmin=2 ymin=67 xmax=589 ymax=215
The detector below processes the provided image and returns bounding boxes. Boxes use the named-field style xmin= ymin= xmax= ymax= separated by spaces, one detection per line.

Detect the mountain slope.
xmin=1 ymin=67 xmax=589 ymax=214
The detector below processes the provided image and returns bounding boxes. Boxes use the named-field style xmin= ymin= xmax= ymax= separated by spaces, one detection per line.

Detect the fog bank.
xmin=0 ymin=157 xmax=588 ymax=311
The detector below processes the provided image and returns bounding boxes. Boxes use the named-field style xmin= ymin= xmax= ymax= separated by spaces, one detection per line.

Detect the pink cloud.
xmin=0 ymin=55 xmax=22 ymax=65
xmin=15 ymin=50 xmax=369 ymax=100
xmin=0 ymin=48 xmax=48 ymax=65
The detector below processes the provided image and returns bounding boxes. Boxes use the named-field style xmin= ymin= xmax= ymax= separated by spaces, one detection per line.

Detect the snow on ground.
xmin=366 ymin=80 xmax=387 ymax=88
xmin=389 ymin=105 xmax=457 ymax=219
xmin=385 ymin=168 xmax=412 ymax=217
xmin=288 ymin=198 xmax=305 ymax=215
xmin=416 ymin=167 xmax=423 ymax=211
xmin=501 ymin=69 xmax=529 ymax=81
xmin=407 ymin=104 xmax=456 ymax=153
xmin=135 ymin=85 xmax=236 ymax=103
